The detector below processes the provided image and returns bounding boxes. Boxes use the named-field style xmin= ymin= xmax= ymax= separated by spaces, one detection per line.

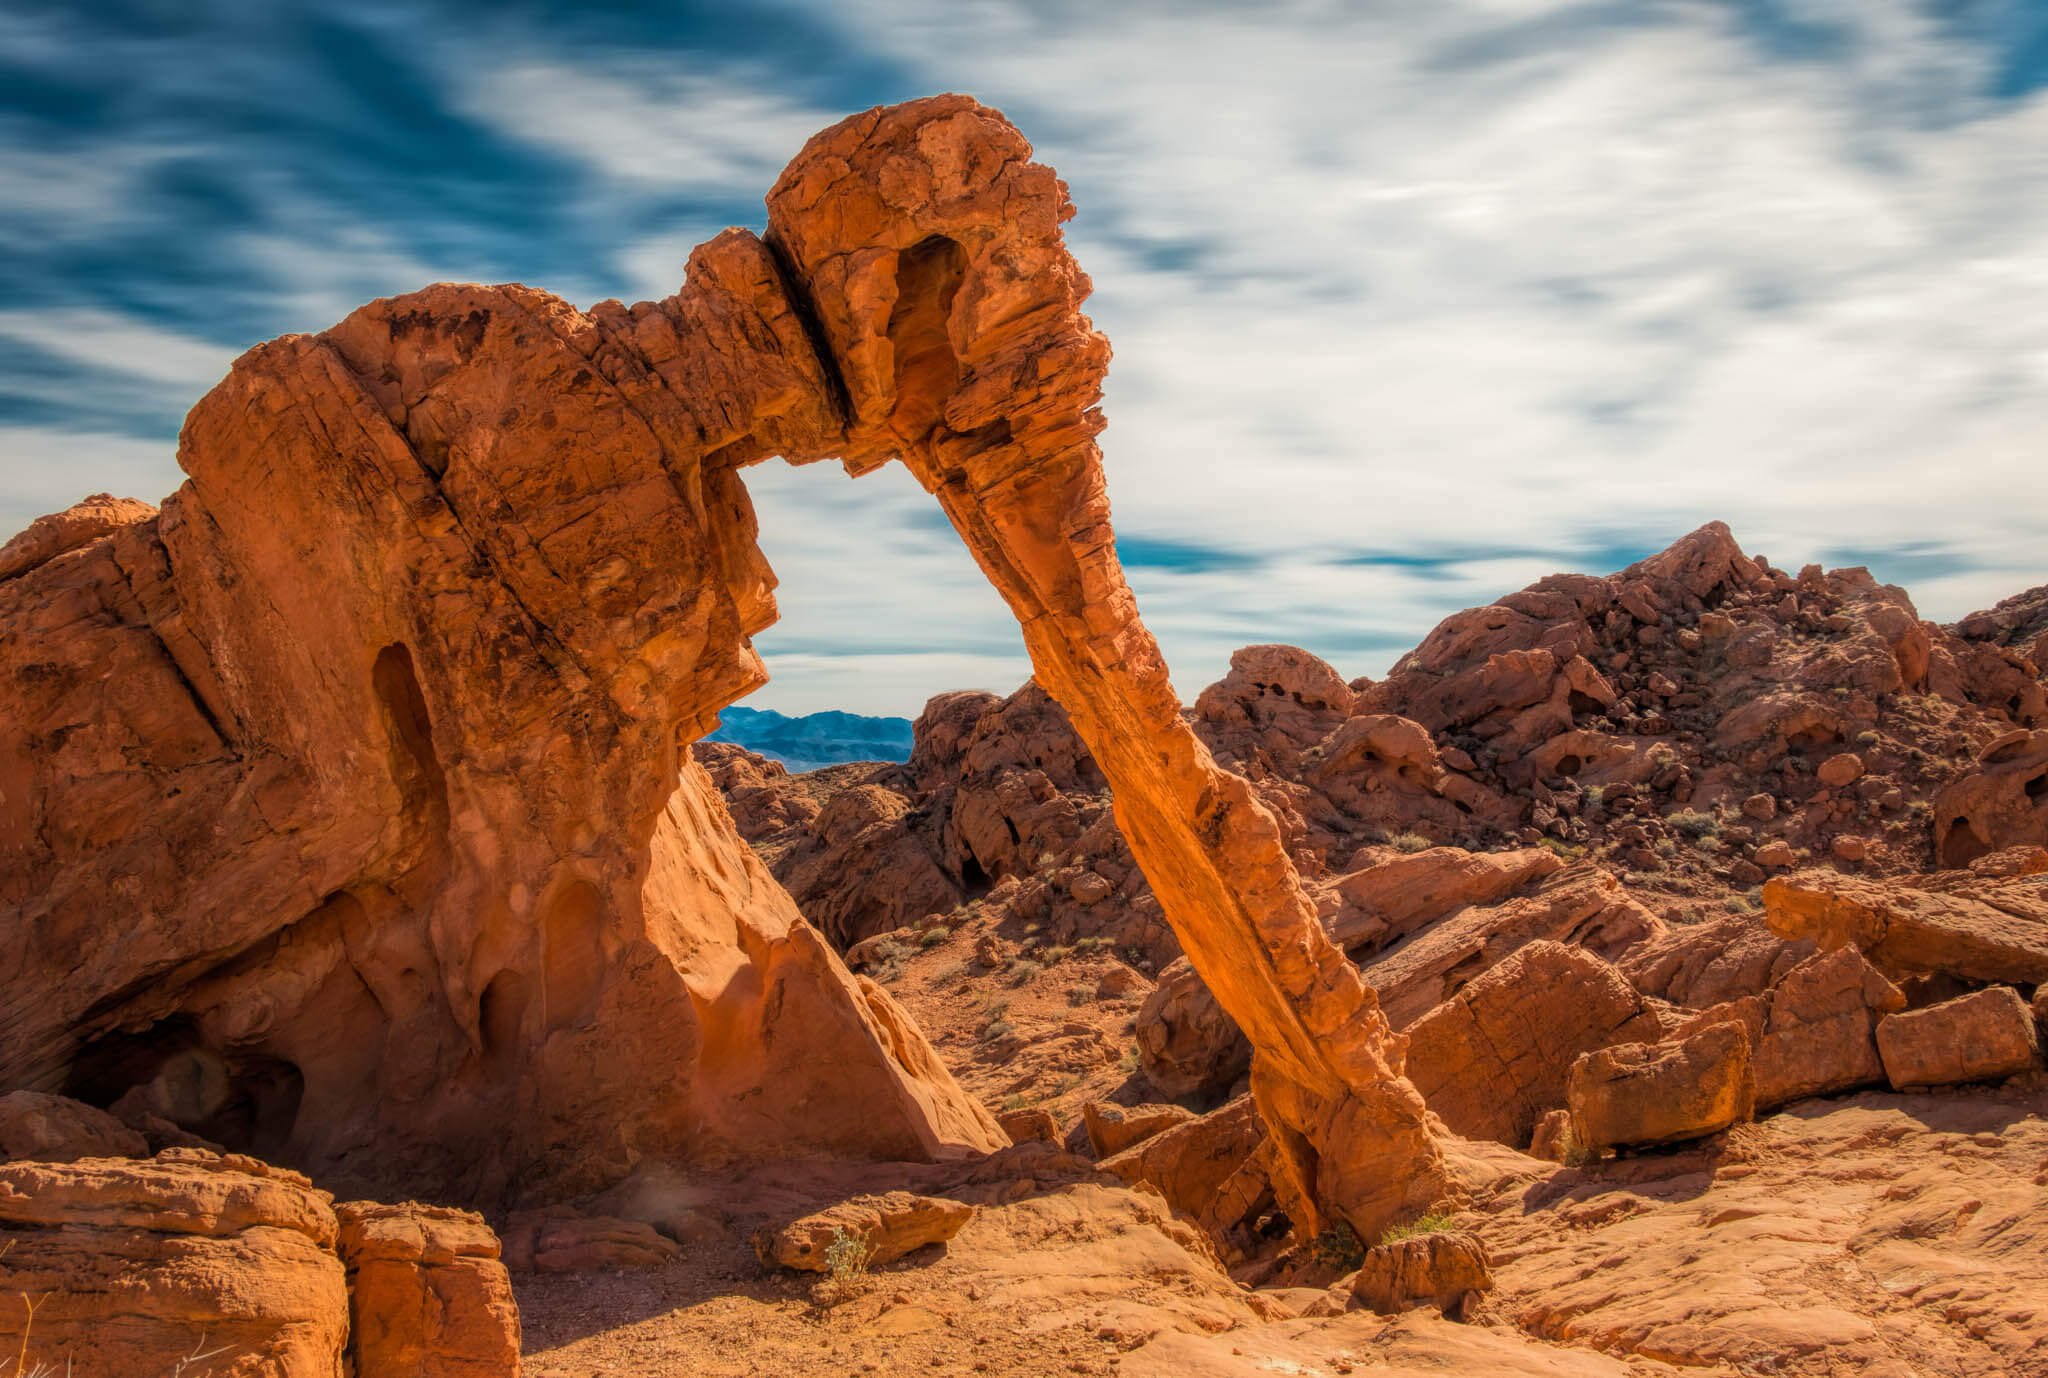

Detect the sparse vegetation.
xmin=1006 ymin=959 xmax=1044 ymax=987
xmin=1038 ymin=945 xmax=1073 ymax=965
xmin=918 ymin=927 xmax=948 ymax=948
xmin=1666 ymin=808 xmax=1718 ymax=838
xmin=1654 ymin=838 xmax=1678 ymax=859
xmin=1119 ymin=1045 xmax=1141 ymax=1075
xmin=1391 ymin=832 xmax=1433 ymax=854
xmin=821 ymin=1226 xmax=872 ymax=1302
xmin=1378 ymin=1209 xmax=1456 ymax=1246
xmin=1539 ymin=837 xmax=1586 ymax=860
xmin=1074 ymin=936 xmax=1111 ymax=954
xmin=1855 ymin=730 xmax=1879 ymax=746
xmin=981 ymin=1019 xmax=1015 ymax=1041
xmin=1310 ymin=1221 xmax=1365 ymax=1271
xmin=1065 ymin=985 xmax=1095 ymax=1006
xmin=1583 ymin=784 xmax=1606 ymax=807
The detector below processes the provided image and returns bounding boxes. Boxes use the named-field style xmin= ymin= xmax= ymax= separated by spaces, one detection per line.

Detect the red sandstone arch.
xmin=0 ymin=95 xmax=1445 ymax=1232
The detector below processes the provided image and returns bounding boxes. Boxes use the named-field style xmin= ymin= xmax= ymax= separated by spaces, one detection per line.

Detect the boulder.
xmin=0 ymin=1090 xmax=148 ymax=1163
xmin=335 ymin=1201 xmax=520 ymax=1377
xmin=1751 ymin=946 xmax=1904 ymax=1108
xmin=1403 ymin=942 xmax=1664 ymax=1147
xmin=501 ymin=1207 xmax=680 ymax=1273
xmin=0 ymin=1152 xmax=347 ymax=1374
xmin=1358 ymin=866 xmax=1664 ymax=1028
xmin=996 ymin=1106 xmax=1060 ymax=1144
xmin=1621 ymin=913 xmax=1814 ymax=1009
xmin=752 ymin=1192 xmax=973 ymax=1272
xmin=1096 ymin=1095 xmax=1265 ymax=1229
xmin=1083 ymin=1101 xmax=1196 ymax=1159
xmin=1134 ymin=958 xmax=1250 ymax=1100
xmin=1321 ymin=846 xmax=1563 ymax=953
xmin=1527 ymin=1109 xmax=1575 ymax=1163
xmin=1875 ymin=987 xmax=2041 ymax=1089
xmin=1932 ymin=730 xmax=2048 ymax=868
xmin=1764 ymin=868 xmax=2048 ymax=985
xmin=1567 ymin=1022 xmax=1756 ymax=1152
xmin=1351 ymin=1230 xmax=1494 ymax=1318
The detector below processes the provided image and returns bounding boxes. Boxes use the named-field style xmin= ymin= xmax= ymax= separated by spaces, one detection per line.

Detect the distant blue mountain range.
xmin=703 ymin=706 xmax=915 ymax=774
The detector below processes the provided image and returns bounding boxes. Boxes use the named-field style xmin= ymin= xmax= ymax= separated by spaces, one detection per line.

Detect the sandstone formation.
xmin=0 ymin=1151 xmax=349 ymax=1376
xmin=1567 ymin=1021 xmax=1756 ymax=1152
xmin=752 ymin=1191 xmax=975 ymax=1272
xmin=1402 ymin=941 xmax=1664 ymax=1148
xmin=6 ymin=92 xmax=1470 ymax=1237
xmin=1 ymin=188 xmax=1010 ymax=1202
xmin=1875 ymin=986 xmax=2041 ymax=1089
xmin=500 ymin=1207 xmax=681 ymax=1274
xmin=1933 ymin=729 xmax=2048 ymax=866
xmin=1350 ymin=1231 xmax=1494 ymax=1319
xmin=0 ymin=1088 xmax=148 ymax=1163
xmin=1081 ymin=1101 xmax=1195 ymax=1159
xmin=335 ymin=1200 xmax=521 ymax=1378
xmin=1763 ymin=861 xmax=2048 ymax=985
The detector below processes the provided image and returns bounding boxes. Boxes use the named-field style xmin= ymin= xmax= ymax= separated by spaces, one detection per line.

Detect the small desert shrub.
xmin=1006 ymin=959 xmax=1044 ymax=987
xmin=1039 ymin=945 xmax=1073 ymax=965
xmin=1723 ymin=894 xmax=1757 ymax=914
xmin=1378 ymin=1210 xmax=1455 ymax=1246
xmin=1693 ymin=834 xmax=1722 ymax=855
xmin=1119 ymin=1045 xmax=1141 ymax=1074
xmin=1855 ymin=730 xmax=1879 ymax=746
xmin=1666 ymin=809 xmax=1718 ymax=838
xmin=823 ymin=1226 xmax=872 ymax=1297
xmin=1001 ymin=1092 xmax=1030 ymax=1111
xmin=1074 ymin=936 xmax=1111 ymax=954
xmin=1654 ymin=838 xmax=1678 ymax=859
xmin=918 ymin=927 xmax=949 ymax=948
xmin=1311 ymin=1221 xmax=1365 ymax=1271
xmin=936 ymin=960 xmax=974 ymax=984
xmin=1065 ymin=985 xmax=1095 ymax=1006
xmin=1391 ymin=832 xmax=1433 ymax=854
xmin=1583 ymin=784 xmax=1606 ymax=807
xmin=1539 ymin=837 xmax=1586 ymax=860
xmin=981 ymin=1019 xmax=1015 ymax=1041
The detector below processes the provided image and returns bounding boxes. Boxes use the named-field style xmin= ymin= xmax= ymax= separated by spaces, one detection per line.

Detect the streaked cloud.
xmin=3 ymin=0 xmax=2046 ymax=714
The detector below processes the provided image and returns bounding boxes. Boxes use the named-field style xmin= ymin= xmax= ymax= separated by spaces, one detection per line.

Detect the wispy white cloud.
xmin=450 ymin=61 xmax=843 ymax=194
xmin=0 ymin=427 xmax=174 ymax=538
xmin=7 ymin=1 xmax=2048 ymax=717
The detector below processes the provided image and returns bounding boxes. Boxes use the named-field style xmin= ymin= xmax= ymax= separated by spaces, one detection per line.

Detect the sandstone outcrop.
xmin=1933 ymin=729 xmax=2048 ymax=867
xmin=2 ymin=178 xmax=1010 ymax=1201
xmin=1351 ymin=1230 xmax=1494 ymax=1319
xmin=753 ymin=1191 xmax=974 ymax=1271
xmin=755 ymin=95 xmax=1451 ymax=1238
xmin=1402 ymin=941 xmax=1664 ymax=1148
xmin=0 ymin=1151 xmax=349 ymax=1375
xmin=0 ymin=1088 xmax=148 ymax=1163
xmin=1134 ymin=957 xmax=1251 ymax=1101
xmin=1763 ymin=864 xmax=2048 ymax=985
xmin=1082 ymin=1101 xmax=1195 ymax=1159
xmin=1747 ymin=946 xmax=1903 ymax=1108
xmin=1567 ymin=1021 xmax=1756 ymax=1152
xmin=335 ymin=1200 xmax=521 ymax=1377
xmin=1876 ymin=986 xmax=2041 ymax=1089
xmin=501 ymin=1206 xmax=680 ymax=1273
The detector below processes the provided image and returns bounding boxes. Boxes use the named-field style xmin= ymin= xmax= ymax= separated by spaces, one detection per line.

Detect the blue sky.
xmin=5 ymin=0 xmax=2047 ymax=715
